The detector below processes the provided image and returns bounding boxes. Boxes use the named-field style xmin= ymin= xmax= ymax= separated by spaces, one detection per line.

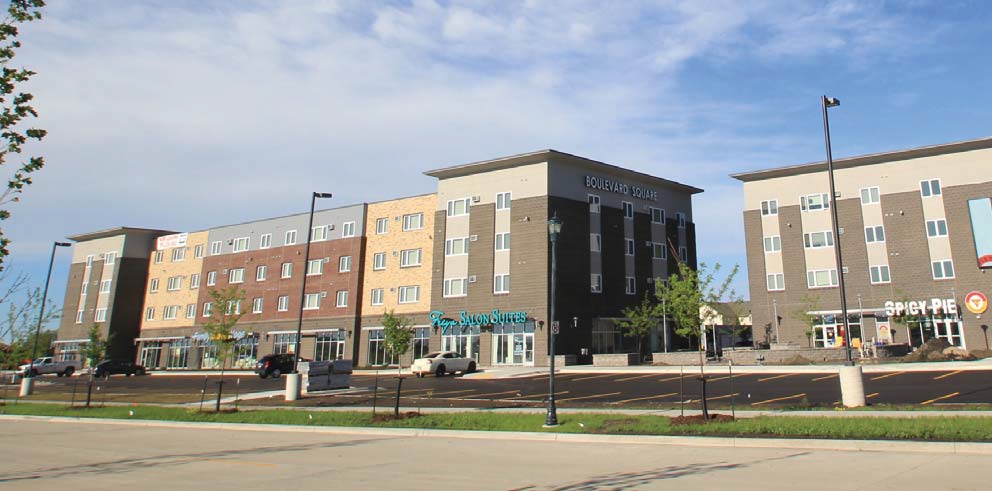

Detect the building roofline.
xmin=425 ymin=149 xmax=704 ymax=194
xmin=67 ymin=227 xmax=177 ymax=243
xmin=197 ymin=201 xmax=368 ymax=232
xmin=729 ymin=135 xmax=992 ymax=182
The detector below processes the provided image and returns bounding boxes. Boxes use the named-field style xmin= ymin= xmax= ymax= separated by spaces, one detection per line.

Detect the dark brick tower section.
xmin=106 ymin=258 xmax=154 ymax=360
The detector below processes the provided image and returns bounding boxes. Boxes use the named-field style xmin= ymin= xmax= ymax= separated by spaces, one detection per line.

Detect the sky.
xmin=4 ymin=0 xmax=992 ymax=327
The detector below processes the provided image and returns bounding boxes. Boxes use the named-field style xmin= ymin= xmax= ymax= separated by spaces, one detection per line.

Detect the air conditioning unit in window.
xmin=222 ymin=269 xmax=228 ymax=274
xmin=227 ymin=239 xmax=233 ymax=245
xmin=323 ymin=257 xmax=329 ymax=263
xmin=644 ymin=241 xmax=652 ymax=247
xmin=838 ymin=227 xmax=845 ymax=235
xmin=390 ymin=287 xmax=396 ymax=292
xmin=468 ymin=275 xmax=477 ymax=283
xmin=321 ymin=292 xmax=328 ymax=298
xmin=842 ymin=267 xmax=849 ymax=274
xmin=329 ymin=224 xmax=335 ymax=230
xmin=469 ymin=235 xmax=478 ymax=241
xmin=392 ymin=251 xmax=398 ymax=256
xmin=471 ymin=196 xmax=481 ymax=203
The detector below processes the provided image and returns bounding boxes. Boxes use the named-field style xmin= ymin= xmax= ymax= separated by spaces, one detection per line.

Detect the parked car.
xmin=410 ymin=351 xmax=476 ymax=378
xmin=254 ymin=354 xmax=309 ymax=379
xmin=18 ymin=357 xmax=81 ymax=377
xmin=93 ymin=360 xmax=146 ymax=378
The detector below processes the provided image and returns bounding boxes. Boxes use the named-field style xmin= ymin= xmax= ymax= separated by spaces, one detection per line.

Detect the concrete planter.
xmin=592 ymin=353 xmax=639 ymax=366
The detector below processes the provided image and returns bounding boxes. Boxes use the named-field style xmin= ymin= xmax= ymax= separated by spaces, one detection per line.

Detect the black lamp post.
xmin=821 ymin=95 xmax=854 ymax=365
xmin=25 ymin=241 xmax=72 ymax=378
xmin=982 ymin=325 xmax=989 ymax=350
xmin=544 ymin=213 xmax=562 ymax=427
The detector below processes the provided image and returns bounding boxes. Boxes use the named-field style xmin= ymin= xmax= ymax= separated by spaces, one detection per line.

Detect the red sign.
xmin=964 ymin=291 xmax=988 ymax=315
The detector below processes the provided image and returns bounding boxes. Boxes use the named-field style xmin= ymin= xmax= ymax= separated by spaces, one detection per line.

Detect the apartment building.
xmin=733 ymin=136 xmax=992 ymax=350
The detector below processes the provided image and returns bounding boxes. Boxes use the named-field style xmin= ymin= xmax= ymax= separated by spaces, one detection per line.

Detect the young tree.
xmin=81 ymin=323 xmax=108 ymax=367
xmin=203 ymin=286 xmax=245 ymax=411
xmin=794 ymin=295 xmax=821 ymax=348
xmin=617 ymin=294 xmax=658 ymax=358
xmin=0 ymin=278 xmax=58 ymax=368
xmin=382 ymin=310 xmax=413 ymax=372
xmin=0 ymin=0 xmax=48 ymax=269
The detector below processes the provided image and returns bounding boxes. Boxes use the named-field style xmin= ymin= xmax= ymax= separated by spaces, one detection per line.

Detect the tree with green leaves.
xmin=617 ymin=294 xmax=658 ymax=358
xmin=382 ymin=310 xmax=413 ymax=371
xmin=203 ymin=286 xmax=245 ymax=411
xmin=794 ymin=294 xmax=821 ymax=348
xmin=657 ymin=261 xmax=740 ymax=351
xmin=0 ymin=0 xmax=47 ymax=269
xmin=0 ymin=273 xmax=58 ymax=368
xmin=81 ymin=323 xmax=107 ymax=367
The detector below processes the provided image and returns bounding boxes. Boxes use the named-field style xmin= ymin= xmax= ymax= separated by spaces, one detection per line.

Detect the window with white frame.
xmin=495 ymin=233 xmax=510 ymax=252
xmin=105 ymin=251 xmax=117 ymax=265
xmin=194 ymin=244 xmax=204 ymax=258
xmin=679 ymin=246 xmax=688 ymax=262
xmin=206 ymin=271 xmax=217 ymax=286
xmin=167 ymin=276 xmax=182 ymax=291
xmin=210 ymin=241 xmax=222 ymax=255
xmin=277 ymin=295 xmax=289 ymax=311
xmin=145 ymin=307 xmax=155 ymax=321
xmin=373 ymin=252 xmax=386 ymax=270
xmin=202 ymin=302 xmax=213 ymax=317
xmin=767 ymin=273 xmax=785 ymax=291
xmin=496 ymin=192 xmax=511 ymax=210
xmin=307 ymin=259 xmax=324 ymax=276
xmin=800 ymin=193 xmax=830 ymax=211
xmin=256 ymin=265 xmax=266 ymax=281
xmin=399 ymin=285 xmax=420 ymax=303
xmin=447 ymin=198 xmax=471 ymax=217
xmin=304 ymin=293 xmax=321 ymax=310
xmin=226 ymin=300 xmax=242 ymax=315
xmin=335 ymin=290 xmax=348 ymax=307
xmin=171 ymin=247 xmax=186 ymax=262
xmin=807 ymin=269 xmax=839 ymax=288
xmin=259 ymin=233 xmax=272 ymax=249
xmin=94 ymin=308 xmax=107 ymax=322
xmin=339 ymin=256 xmax=351 ymax=272
xmin=650 ymin=207 xmax=665 ymax=224
xmin=400 ymin=249 xmax=421 ymax=267
xmin=764 ymin=236 xmax=782 ymax=252
xmin=677 ymin=212 xmax=686 ymax=228
xmin=860 ymin=186 xmax=880 ymax=205
xmin=190 ymin=273 xmax=200 ymax=289
xmin=164 ymin=305 xmax=179 ymax=320
xmin=86 ymin=255 xmax=94 ymax=268
xmin=402 ymin=213 xmax=423 ymax=231
xmin=652 ymin=242 xmax=667 ymax=259
xmin=229 ymin=268 xmax=244 ymax=284
xmin=75 ymin=310 xmax=84 ymax=323
xmin=443 ymin=278 xmax=468 ymax=297
xmin=588 ymin=194 xmax=601 ymax=213
xmin=370 ymin=288 xmax=384 ymax=305
xmin=625 ymin=276 xmax=636 ymax=295
xmin=445 ymin=237 xmax=469 ymax=256
xmin=920 ymin=178 xmax=941 ymax=197
xmin=622 ymin=201 xmax=634 ymax=219
xmin=590 ymin=234 xmax=601 ymax=252
xmin=932 ymin=260 xmax=954 ymax=279
xmin=144 ymin=279 xmax=153 ymax=293
xmin=232 ymin=237 xmax=249 ymax=252
xmin=591 ymin=274 xmax=602 ymax=293
xmin=185 ymin=303 xmax=196 ymax=319
xmin=311 ymin=225 xmax=328 ymax=241
xmin=272 ymin=333 xmax=296 ymax=355
xmin=494 ymin=274 xmax=510 ymax=294
xmin=865 ymin=225 xmax=885 ymax=243
xmin=252 ymin=298 xmax=263 ymax=314
xmin=153 ymin=251 xmax=164 ymax=263
xmin=281 ymin=262 xmax=292 ymax=278
xmin=625 ymin=238 xmax=635 ymax=256
xmin=760 ymin=200 xmax=778 ymax=216
xmin=81 ymin=282 xmax=88 ymax=295
xmin=376 ymin=218 xmax=388 ymax=234
xmin=285 ymin=230 xmax=297 ymax=246
xmin=342 ymin=222 xmax=356 ymax=237
xmin=870 ymin=265 xmax=891 ymax=284
xmin=803 ymin=231 xmax=834 ymax=248
xmin=926 ymin=219 xmax=948 ymax=237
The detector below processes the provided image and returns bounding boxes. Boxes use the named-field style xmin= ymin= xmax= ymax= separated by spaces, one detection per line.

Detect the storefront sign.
xmin=156 ymin=232 xmax=188 ymax=250
xmin=884 ymin=298 xmax=957 ymax=317
xmin=191 ymin=330 xmax=248 ymax=343
xmin=584 ymin=175 xmax=658 ymax=201
xmin=964 ymin=291 xmax=989 ymax=314
xmin=430 ymin=309 xmax=528 ymax=331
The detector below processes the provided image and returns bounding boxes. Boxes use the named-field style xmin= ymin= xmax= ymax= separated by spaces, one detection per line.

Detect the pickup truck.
xmin=19 ymin=357 xmax=81 ymax=377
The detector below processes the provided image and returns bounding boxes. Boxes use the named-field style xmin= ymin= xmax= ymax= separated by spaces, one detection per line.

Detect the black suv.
xmin=94 ymin=360 xmax=146 ymax=378
xmin=255 ymin=354 xmax=308 ymax=379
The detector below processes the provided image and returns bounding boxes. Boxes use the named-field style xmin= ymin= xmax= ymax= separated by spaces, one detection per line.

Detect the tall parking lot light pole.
xmin=20 ymin=241 xmax=71 ymax=397
xmin=286 ymin=192 xmax=332 ymax=401
xmin=544 ymin=214 xmax=561 ymax=428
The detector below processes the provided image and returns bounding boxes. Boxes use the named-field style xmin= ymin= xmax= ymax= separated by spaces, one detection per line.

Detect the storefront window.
xmin=492 ymin=322 xmax=535 ymax=365
xmin=442 ymin=326 xmax=480 ymax=360
xmin=57 ymin=342 xmax=81 ymax=362
xmin=413 ymin=327 xmax=430 ymax=359
xmin=315 ymin=331 xmax=346 ymax=361
xmin=200 ymin=342 xmax=221 ymax=369
xmin=812 ymin=314 xmax=861 ymax=348
xmin=367 ymin=329 xmax=397 ymax=366
xmin=234 ymin=336 xmax=258 ymax=368
xmin=591 ymin=321 xmax=623 ymax=354
xmin=141 ymin=342 xmax=162 ymax=369
xmin=273 ymin=333 xmax=297 ymax=355
xmin=167 ymin=338 xmax=191 ymax=369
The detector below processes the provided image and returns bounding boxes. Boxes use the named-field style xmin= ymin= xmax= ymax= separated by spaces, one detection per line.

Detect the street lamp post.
xmin=544 ymin=214 xmax=562 ymax=427
xmin=20 ymin=241 xmax=71 ymax=397
xmin=286 ymin=192 xmax=332 ymax=401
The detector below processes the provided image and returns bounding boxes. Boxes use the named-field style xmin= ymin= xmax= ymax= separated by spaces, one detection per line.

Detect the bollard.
xmin=839 ymin=365 xmax=866 ymax=407
xmin=285 ymin=373 xmax=301 ymax=401
xmin=19 ymin=376 xmax=33 ymax=397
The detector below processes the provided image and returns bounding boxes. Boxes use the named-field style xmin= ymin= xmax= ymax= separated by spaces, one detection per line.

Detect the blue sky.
xmin=4 ymin=0 xmax=992 ymax=328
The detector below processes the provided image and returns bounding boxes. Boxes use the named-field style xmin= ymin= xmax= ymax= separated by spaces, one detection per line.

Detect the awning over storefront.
xmin=53 ymin=339 xmax=89 ymax=344
xmin=132 ymin=336 xmax=187 ymax=344
xmin=266 ymin=329 xmax=342 ymax=335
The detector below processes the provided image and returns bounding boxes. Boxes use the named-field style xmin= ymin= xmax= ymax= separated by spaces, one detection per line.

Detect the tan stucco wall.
xmin=363 ymin=194 xmax=436 ymax=316
xmin=140 ymin=231 xmax=209 ymax=331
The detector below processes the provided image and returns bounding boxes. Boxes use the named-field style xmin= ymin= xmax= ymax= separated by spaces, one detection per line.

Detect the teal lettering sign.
xmin=430 ymin=309 xmax=528 ymax=334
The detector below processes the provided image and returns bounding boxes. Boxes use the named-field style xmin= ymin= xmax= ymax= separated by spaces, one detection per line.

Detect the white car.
xmin=411 ymin=351 xmax=477 ymax=378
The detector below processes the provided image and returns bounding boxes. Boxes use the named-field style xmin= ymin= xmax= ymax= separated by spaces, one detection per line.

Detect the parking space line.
xmin=462 ymin=390 xmax=520 ymax=399
xmin=870 ymin=371 xmax=905 ymax=381
xmin=705 ymin=392 xmax=740 ymax=401
xmin=615 ymin=392 xmax=678 ymax=404
xmin=570 ymin=374 xmax=619 ymax=382
xmin=866 ymin=392 xmax=879 ymax=399
xmin=757 ymin=373 xmax=799 ymax=382
xmin=615 ymin=374 xmax=662 ymax=382
xmin=751 ymin=393 xmax=806 ymax=406
xmin=933 ymin=370 xmax=963 ymax=380
xmin=504 ymin=391 xmax=569 ymax=400
xmin=658 ymin=375 xmax=685 ymax=382
xmin=558 ymin=391 xmax=622 ymax=402
xmin=812 ymin=374 xmax=838 ymax=381
xmin=921 ymin=392 xmax=960 ymax=405
xmin=423 ymin=389 xmax=477 ymax=398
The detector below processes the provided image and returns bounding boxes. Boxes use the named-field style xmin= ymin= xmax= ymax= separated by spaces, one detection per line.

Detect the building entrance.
xmin=492 ymin=322 xmax=535 ymax=365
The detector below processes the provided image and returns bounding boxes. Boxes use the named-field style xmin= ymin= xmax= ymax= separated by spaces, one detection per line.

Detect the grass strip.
xmin=3 ymin=403 xmax=992 ymax=442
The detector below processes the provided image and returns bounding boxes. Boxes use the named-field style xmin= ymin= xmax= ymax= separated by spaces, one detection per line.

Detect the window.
xmin=496 ymin=192 xmax=511 ymax=210
xmin=622 ymin=201 xmax=634 ymax=219
xmin=339 ymin=256 xmax=351 ymax=272
xmin=256 ymin=265 xmax=267 ymax=281
xmin=304 ymin=293 xmax=321 ymax=310
xmin=625 ymin=276 xmax=636 ymax=295
xmin=229 ymin=268 xmax=244 ymax=284
xmin=206 ymin=271 xmax=217 ymax=286
xmin=760 ymin=200 xmax=778 ymax=216
xmin=105 ymin=251 xmax=117 ymax=265
xmin=403 ymin=213 xmax=423 ymax=231
xmin=443 ymin=278 xmax=468 ymax=297
xmin=624 ymin=238 xmax=635 ymax=256
xmin=277 ymin=295 xmax=289 ymax=311
xmin=870 ymin=265 xmax=891 ymax=284
xmin=763 ymin=236 xmax=782 ymax=252
xmin=926 ymin=219 xmax=948 ymax=237
xmin=94 ymin=308 xmax=107 ymax=322
xmin=153 ymin=251 xmax=164 ymax=264
xmin=307 ymin=259 xmax=324 ymax=276
xmin=373 ymin=252 xmax=386 ymax=270
xmin=590 ymin=234 xmax=601 ymax=252
xmin=860 ymin=186 xmax=880 ymax=205
xmin=272 ymin=333 xmax=296 ymax=355
xmin=146 ymin=307 xmax=155 ymax=321
xmin=81 ymin=282 xmax=88 ymax=295
xmin=920 ymin=179 xmax=941 ymax=197
xmin=311 ymin=225 xmax=327 ymax=241
xmin=335 ymin=290 xmax=348 ymax=307
xmin=865 ymin=225 xmax=885 ymax=243
xmin=167 ymin=276 xmax=182 ymax=291
xmin=494 ymin=274 xmax=510 ymax=294
xmin=342 ymin=222 xmax=356 ymax=237
xmin=800 ymin=193 xmax=830 ymax=211
xmin=588 ymin=194 xmax=601 ymax=213
xmin=932 ymin=260 xmax=954 ymax=279
xmin=413 ymin=327 xmax=430 ymax=360
xmin=285 ymin=230 xmax=297 ymax=246
xmin=194 ymin=244 xmax=204 ymax=258
xmin=185 ymin=304 xmax=196 ymax=319
xmin=679 ymin=246 xmax=688 ymax=262
xmin=400 ymin=249 xmax=421 ymax=267
xmin=399 ymin=285 xmax=420 ymax=303
xmin=144 ymin=279 xmax=154 ymax=293
xmin=445 ymin=237 xmax=469 ymax=256
xmin=767 ymin=273 xmax=785 ymax=291
xmin=86 ymin=255 xmax=94 ymax=268
xmin=75 ymin=310 xmax=84 ymax=323
xmin=190 ymin=273 xmax=200 ymax=289
xmin=650 ymin=207 xmax=665 ymax=224
xmin=171 ymin=248 xmax=186 ymax=262
xmin=652 ymin=242 xmax=667 ymax=259
xmin=494 ymin=233 xmax=510 ymax=252
xmin=314 ymin=331 xmax=346 ymax=361
xmin=164 ymin=305 xmax=179 ymax=320
xmin=447 ymin=198 xmax=471 ymax=217
xmin=370 ymin=288 xmax=384 ymax=306
xmin=210 ymin=241 xmax=222 ymax=255
xmin=376 ymin=218 xmax=388 ymax=234
xmin=202 ymin=302 xmax=213 ymax=317
xmin=803 ymin=231 xmax=835 ymax=248
xmin=677 ymin=213 xmax=686 ymax=228
xmin=281 ymin=262 xmax=292 ymax=279
xmin=259 ymin=233 xmax=272 ymax=249
xmin=232 ymin=237 xmax=249 ymax=252
xmin=252 ymin=297 xmax=263 ymax=313
xmin=807 ymin=269 xmax=839 ymax=288
xmin=591 ymin=274 xmax=602 ymax=293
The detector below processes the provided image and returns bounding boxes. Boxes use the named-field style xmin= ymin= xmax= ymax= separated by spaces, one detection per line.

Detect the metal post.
xmin=822 ymin=95 xmax=854 ymax=365
xmin=772 ymin=299 xmax=780 ymax=344
xmin=662 ymin=299 xmax=669 ymax=353
xmin=288 ymin=192 xmax=331 ymax=401
xmin=25 ymin=242 xmax=70 ymax=378
xmin=544 ymin=214 xmax=561 ymax=427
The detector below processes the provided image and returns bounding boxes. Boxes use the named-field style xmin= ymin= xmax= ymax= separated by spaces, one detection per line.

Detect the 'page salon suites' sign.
xmin=430 ymin=309 xmax=528 ymax=333
xmin=585 ymin=175 xmax=658 ymax=201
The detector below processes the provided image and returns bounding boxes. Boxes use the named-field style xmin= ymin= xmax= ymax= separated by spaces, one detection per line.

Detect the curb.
xmin=2 ymin=414 xmax=990 ymax=455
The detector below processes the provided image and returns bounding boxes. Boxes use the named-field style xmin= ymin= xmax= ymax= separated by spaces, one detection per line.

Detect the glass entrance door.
xmin=492 ymin=322 xmax=535 ymax=365
xmin=934 ymin=317 xmax=964 ymax=347
xmin=140 ymin=342 xmax=162 ymax=369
